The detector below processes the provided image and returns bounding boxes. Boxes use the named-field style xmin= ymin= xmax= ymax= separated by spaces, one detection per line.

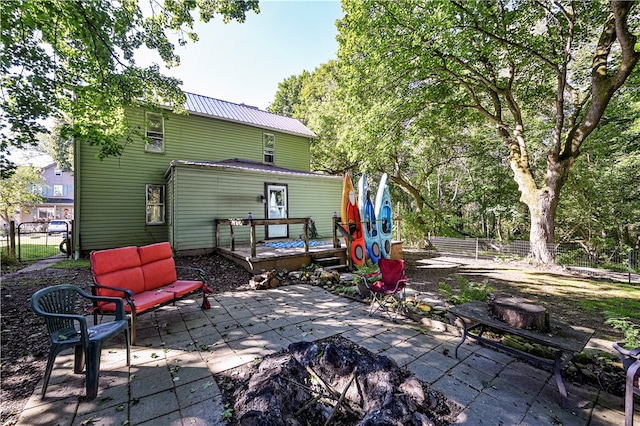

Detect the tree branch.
xmin=568 ymin=0 xmax=639 ymax=156
xmin=451 ymin=0 xmax=560 ymax=71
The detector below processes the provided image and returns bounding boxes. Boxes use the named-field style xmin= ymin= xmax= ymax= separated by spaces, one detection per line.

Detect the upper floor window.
xmin=54 ymin=169 xmax=61 ymax=176
xmin=31 ymin=184 xmax=44 ymax=195
xmin=145 ymin=112 xmax=164 ymax=153
xmin=53 ymin=185 xmax=63 ymax=197
xmin=263 ymin=133 xmax=275 ymax=164
xmin=146 ymin=184 xmax=165 ymax=225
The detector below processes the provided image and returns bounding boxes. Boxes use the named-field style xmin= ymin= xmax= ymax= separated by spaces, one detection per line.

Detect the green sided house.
xmin=74 ymin=92 xmax=342 ymax=258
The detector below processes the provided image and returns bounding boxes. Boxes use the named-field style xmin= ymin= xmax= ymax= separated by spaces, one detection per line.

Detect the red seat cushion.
xmin=97 ymin=289 xmax=174 ymax=313
xmin=369 ymin=279 xmax=406 ymax=294
xmin=162 ymin=280 xmax=203 ymax=298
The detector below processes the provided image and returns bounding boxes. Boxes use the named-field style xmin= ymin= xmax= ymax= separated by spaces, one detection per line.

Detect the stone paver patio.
xmin=15 ymin=284 xmax=637 ymax=425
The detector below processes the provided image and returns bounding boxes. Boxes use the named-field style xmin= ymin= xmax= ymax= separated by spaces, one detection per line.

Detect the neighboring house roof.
xmin=166 ymin=158 xmax=340 ymax=179
xmin=42 ymin=198 xmax=74 ymax=204
xmin=184 ymin=92 xmax=317 ymax=139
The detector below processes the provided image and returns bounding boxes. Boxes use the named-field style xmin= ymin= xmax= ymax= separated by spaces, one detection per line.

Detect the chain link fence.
xmin=428 ymin=236 xmax=639 ymax=283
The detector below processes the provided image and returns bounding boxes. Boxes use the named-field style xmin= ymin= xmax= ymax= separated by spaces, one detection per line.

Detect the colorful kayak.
xmin=374 ymin=173 xmax=393 ymax=259
xmin=341 ymin=172 xmax=366 ymax=267
xmin=357 ymin=174 xmax=381 ymax=264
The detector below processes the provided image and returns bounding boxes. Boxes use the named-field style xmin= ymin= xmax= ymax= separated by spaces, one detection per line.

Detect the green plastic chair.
xmin=30 ymin=284 xmax=130 ymax=400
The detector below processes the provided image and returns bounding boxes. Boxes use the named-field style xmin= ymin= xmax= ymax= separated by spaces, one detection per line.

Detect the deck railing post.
xmin=230 ymin=223 xmax=235 ymax=251
xmin=304 ymin=218 xmax=310 ymax=252
xmin=250 ymin=221 xmax=256 ymax=258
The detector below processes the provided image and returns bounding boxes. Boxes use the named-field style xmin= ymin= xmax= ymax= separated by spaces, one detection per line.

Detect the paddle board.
xmin=374 ymin=173 xmax=393 ymax=259
xmin=357 ymin=174 xmax=381 ymax=264
xmin=341 ymin=172 xmax=366 ymax=267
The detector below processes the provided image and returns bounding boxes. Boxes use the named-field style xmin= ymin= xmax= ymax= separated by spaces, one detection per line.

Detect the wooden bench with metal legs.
xmin=448 ymin=300 xmax=594 ymax=409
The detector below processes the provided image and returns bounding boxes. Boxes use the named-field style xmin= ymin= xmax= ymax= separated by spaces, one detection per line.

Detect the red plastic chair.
xmin=357 ymin=258 xmax=407 ymax=321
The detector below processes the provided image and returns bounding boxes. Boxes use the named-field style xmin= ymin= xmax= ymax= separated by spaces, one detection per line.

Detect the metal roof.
xmin=183 ymin=93 xmax=317 ymax=138
xmin=166 ymin=158 xmax=340 ymax=179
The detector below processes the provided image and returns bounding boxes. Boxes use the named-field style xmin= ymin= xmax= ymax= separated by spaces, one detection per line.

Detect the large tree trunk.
xmin=527 ymin=194 xmax=557 ymax=264
xmin=510 ymin=145 xmax=571 ymax=264
xmin=523 ymin=1 xmax=639 ymax=264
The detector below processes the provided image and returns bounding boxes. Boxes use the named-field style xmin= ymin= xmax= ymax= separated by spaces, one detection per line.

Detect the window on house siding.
xmin=38 ymin=208 xmax=54 ymax=220
xmin=53 ymin=185 xmax=63 ymax=197
xmin=31 ymin=184 xmax=44 ymax=195
xmin=146 ymin=184 xmax=165 ymax=225
xmin=263 ymin=133 xmax=275 ymax=164
xmin=145 ymin=112 xmax=165 ymax=153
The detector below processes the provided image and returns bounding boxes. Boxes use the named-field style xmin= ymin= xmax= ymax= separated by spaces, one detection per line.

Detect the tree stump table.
xmin=488 ymin=294 xmax=550 ymax=332
xmin=448 ymin=300 xmax=594 ymax=408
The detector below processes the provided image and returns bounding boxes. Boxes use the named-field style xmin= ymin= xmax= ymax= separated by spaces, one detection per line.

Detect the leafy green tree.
xmin=272 ymin=61 xmax=518 ymax=239
xmin=267 ymin=71 xmax=311 ymax=118
xmin=337 ymin=0 xmax=639 ymax=263
xmin=557 ymin=81 xmax=640 ymax=253
xmin=0 ymin=166 xmax=43 ymax=225
xmin=1 ymin=0 xmax=259 ymax=177
xmin=37 ymin=122 xmax=74 ymax=172
xmin=269 ymin=61 xmax=358 ymax=174
xmin=298 ymin=61 xmax=357 ymax=174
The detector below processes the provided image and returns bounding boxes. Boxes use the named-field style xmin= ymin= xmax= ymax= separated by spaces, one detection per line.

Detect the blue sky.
xmin=139 ymin=0 xmax=343 ymax=110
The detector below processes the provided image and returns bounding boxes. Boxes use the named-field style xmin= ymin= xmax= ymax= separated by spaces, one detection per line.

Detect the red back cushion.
xmin=91 ymin=246 xmax=141 ymax=275
xmin=138 ymin=242 xmax=177 ymax=291
xmin=91 ymin=246 xmax=145 ymax=296
xmin=142 ymin=258 xmax=178 ymax=291
xmin=138 ymin=242 xmax=173 ymax=265
xmin=94 ymin=268 xmax=146 ymax=296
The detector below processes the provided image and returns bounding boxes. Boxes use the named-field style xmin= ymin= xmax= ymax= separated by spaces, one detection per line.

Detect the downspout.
xmin=163 ymin=162 xmax=176 ymax=250
xmin=73 ymin=134 xmax=81 ymax=259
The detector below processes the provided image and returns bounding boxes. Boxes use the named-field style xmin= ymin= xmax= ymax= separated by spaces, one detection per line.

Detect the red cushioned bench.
xmin=90 ymin=242 xmax=210 ymax=344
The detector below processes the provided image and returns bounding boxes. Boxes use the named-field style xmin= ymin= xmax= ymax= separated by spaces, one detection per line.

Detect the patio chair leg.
xmin=368 ymin=293 xmax=403 ymax=322
xmin=625 ymin=361 xmax=640 ymax=426
xmin=130 ymin=313 xmax=137 ymax=345
xmin=74 ymin=345 xmax=85 ymax=373
xmin=368 ymin=294 xmax=386 ymax=318
xmin=85 ymin=343 xmax=102 ymax=401
xmin=41 ymin=345 xmax=60 ymax=398
xmin=125 ymin=328 xmax=131 ymax=366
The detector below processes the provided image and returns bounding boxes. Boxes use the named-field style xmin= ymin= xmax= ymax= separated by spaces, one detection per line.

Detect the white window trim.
xmin=263 ymin=133 xmax=275 ymax=164
xmin=145 ymin=184 xmax=165 ymax=225
xmin=145 ymin=112 xmax=165 ymax=153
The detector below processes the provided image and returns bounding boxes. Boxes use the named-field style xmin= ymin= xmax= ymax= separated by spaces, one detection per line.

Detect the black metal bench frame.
xmin=448 ymin=300 xmax=594 ymax=408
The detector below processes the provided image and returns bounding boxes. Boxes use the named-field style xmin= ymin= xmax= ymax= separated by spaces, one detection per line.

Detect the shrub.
xmin=0 ymin=250 xmax=19 ymax=270
xmin=606 ymin=317 xmax=640 ymax=349
xmin=439 ymin=275 xmax=495 ymax=305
